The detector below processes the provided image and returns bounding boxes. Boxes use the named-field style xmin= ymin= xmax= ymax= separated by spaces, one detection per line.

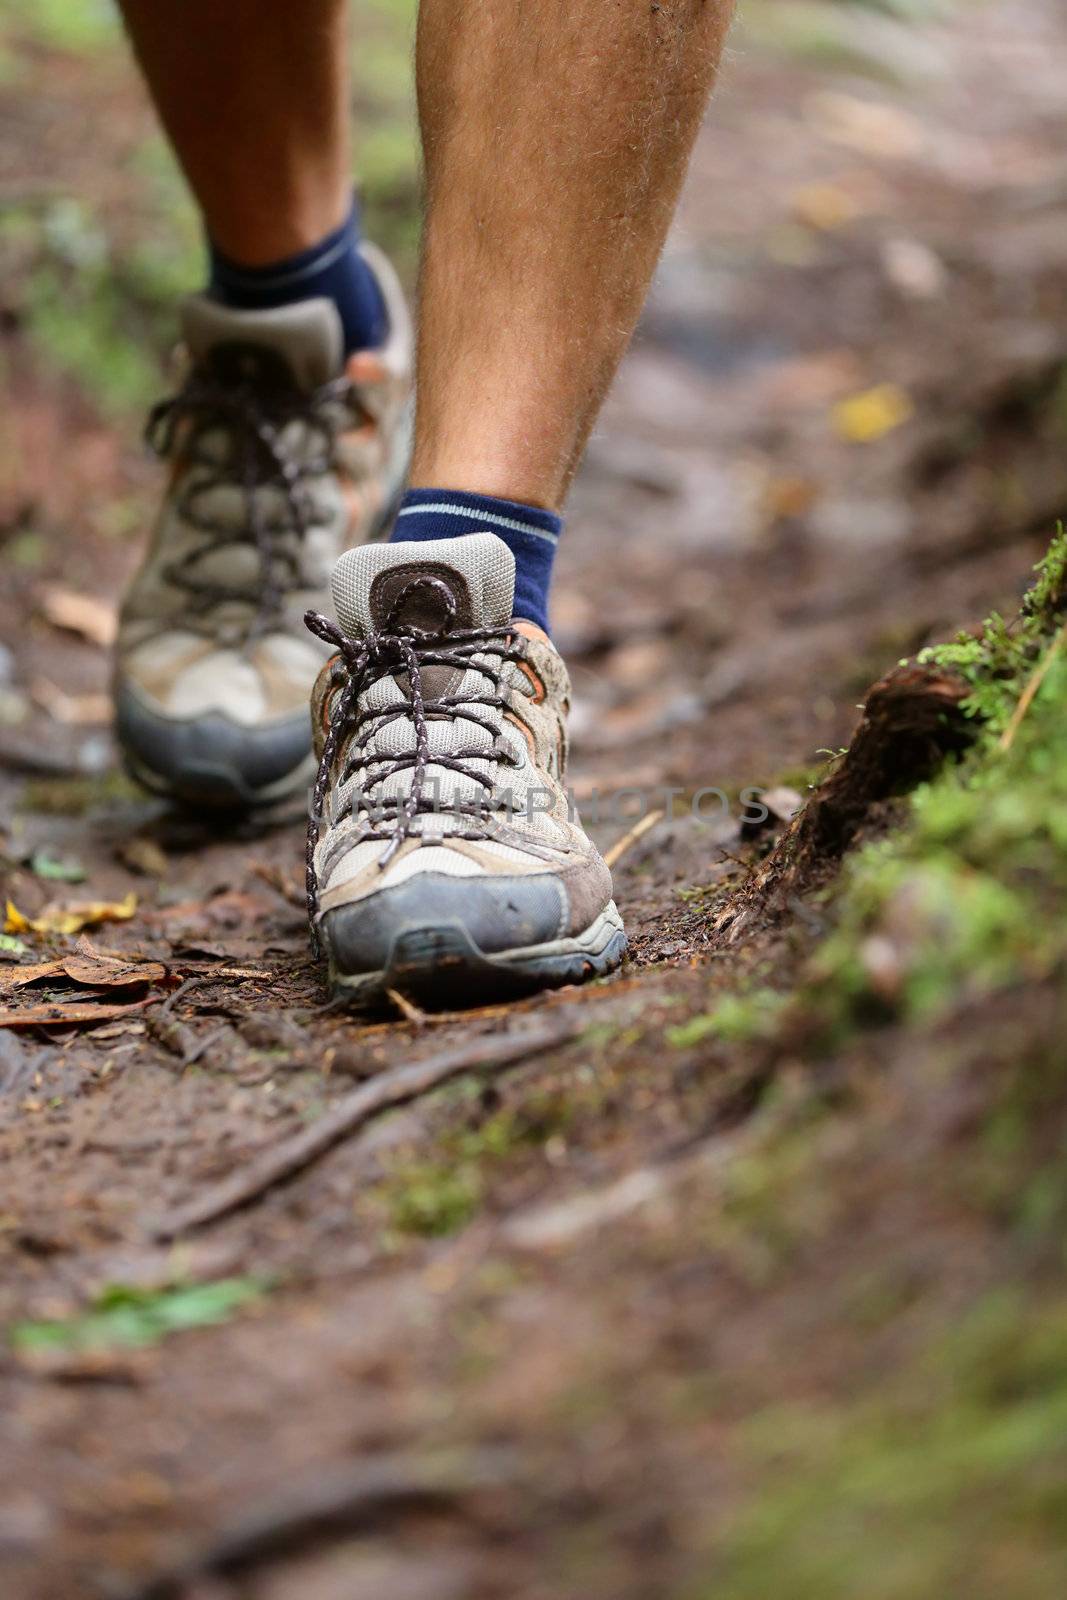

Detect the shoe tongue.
xmin=331 ymin=534 xmax=516 ymax=640
xmin=180 ymin=294 xmax=344 ymax=391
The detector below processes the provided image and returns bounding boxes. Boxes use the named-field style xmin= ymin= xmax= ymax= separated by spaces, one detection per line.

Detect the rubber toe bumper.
xmin=322 ymin=872 xmax=568 ymax=976
xmin=115 ymin=681 xmax=314 ymax=809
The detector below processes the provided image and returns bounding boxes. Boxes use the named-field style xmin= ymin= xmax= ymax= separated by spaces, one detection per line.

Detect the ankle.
xmin=208 ymin=195 xmax=389 ymax=355
xmin=409 ymin=440 xmax=567 ymax=515
xmin=390 ymin=488 xmax=562 ymax=637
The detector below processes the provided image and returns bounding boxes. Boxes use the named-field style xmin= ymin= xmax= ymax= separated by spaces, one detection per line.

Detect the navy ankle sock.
xmin=208 ymin=198 xmax=389 ymax=355
xmin=392 ymin=489 xmax=562 ymax=635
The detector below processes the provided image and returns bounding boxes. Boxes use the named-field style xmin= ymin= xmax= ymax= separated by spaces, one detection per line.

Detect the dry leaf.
xmin=37 ymin=587 xmax=118 ymax=649
xmin=61 ymin=955 xmax=166 ymax=989
xmin=31 ymin=678 xmax=113 ymax=727
xmin=763 ymin=476 xmax=820 ymax=525
xmin=0 ymin=952 xmax=164 ymax=993
xmin=5 ymin=894 xmax=138 ymax=938
xmin=833 ymin=384 xmax=914 ymax=444
xmin=790 ymin=181 xmax=863 ymax=232
xmin=805 ymin=92 xmax=925 ymax=161
xmin=0 ymin=960 xmax=68 ymax=992
xmin=0 ymin=996 xmax=155 ymax=1032
xmin=116 ymin=838 xmax=169 ymax=878
xmin=880 ymin=236 xmax=947 ymax=301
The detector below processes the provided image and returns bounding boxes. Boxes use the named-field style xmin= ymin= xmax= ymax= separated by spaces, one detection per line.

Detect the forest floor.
xmin=2 ymin=2 xmax=1067 ymax=1596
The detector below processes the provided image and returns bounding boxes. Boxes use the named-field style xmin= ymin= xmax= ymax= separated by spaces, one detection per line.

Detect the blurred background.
xmin=2 ymin=0 xmax=1066 ymax=811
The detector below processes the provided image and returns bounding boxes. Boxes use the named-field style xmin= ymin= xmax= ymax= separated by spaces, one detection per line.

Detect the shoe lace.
xmin=303 ymin=575 xmax=525 ymax=955
xmin=146 ymin=353 xmax=355 ymax=643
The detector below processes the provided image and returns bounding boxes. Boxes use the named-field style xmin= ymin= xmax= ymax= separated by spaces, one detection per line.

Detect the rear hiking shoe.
xmin=304 ymin=533 xmax=627 ymax=1007
xmin=114 ymin=244 xmax=412 ymax=811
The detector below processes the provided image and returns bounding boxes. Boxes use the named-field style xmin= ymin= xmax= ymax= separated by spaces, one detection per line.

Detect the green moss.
xmin=667 ymin=990 xmax=788 ymax=1049
xmin=378 ymin=1096 xmax=575 ymax=1239
xmin=690 ymin=1296 xmax=1067 ymax=1600
xmin=808 ymin=530 xmax=1067 ymax=1028
xmin=383 ymin=1159 xmax=483 ymax=1238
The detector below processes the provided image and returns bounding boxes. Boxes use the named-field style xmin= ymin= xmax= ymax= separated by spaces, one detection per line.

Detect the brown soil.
xmin=2 ymin=3 xmax=1067 ymax=1596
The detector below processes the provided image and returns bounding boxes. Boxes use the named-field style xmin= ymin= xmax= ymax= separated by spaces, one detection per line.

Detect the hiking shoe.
xmin=304 ymin=533 xmax=627 ymax=1006
xmin=114 ymin=245 xmax=412 ymax=810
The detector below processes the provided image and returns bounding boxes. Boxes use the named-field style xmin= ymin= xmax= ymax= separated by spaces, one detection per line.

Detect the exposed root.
xmin=710 ymin=662 xmax=973 ymax=947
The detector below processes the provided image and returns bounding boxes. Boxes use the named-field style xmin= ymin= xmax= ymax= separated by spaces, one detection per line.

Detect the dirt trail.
xmin=2 ymin=3 xmax=1067 ymax=1595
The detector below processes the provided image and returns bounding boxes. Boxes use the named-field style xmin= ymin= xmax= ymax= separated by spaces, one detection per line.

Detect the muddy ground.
xmin=2 ymin=2 xmax=1067 ymax=1596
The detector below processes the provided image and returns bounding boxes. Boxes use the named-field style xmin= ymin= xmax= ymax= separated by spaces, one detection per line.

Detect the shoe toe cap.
xmin=115 ymin=680 xmax=313 ymax=808
xmin=321 ymin=871 xmax=568 ymax=976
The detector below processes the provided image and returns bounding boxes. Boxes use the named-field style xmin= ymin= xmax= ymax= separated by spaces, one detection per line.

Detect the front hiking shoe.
xmin=114 ymin=245 xmax=412 ymax=811
xmin=304 ymin=532 xmax=627 ymax=1007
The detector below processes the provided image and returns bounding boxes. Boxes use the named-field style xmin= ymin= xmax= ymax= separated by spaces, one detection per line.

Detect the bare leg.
xmin=117 ymin=0 xmax=351 ymax=263
xmin=412 ymin=0 xmax=735 ymax=509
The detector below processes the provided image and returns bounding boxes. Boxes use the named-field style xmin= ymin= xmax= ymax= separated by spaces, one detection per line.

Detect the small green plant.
xmin=383 ymin=1160 xmax=484 ymax=1238
xmin=379 ymin=1098 xmax=574 ymax=1239
xmin=10 ymin=1277 xmax=268 ymax=1355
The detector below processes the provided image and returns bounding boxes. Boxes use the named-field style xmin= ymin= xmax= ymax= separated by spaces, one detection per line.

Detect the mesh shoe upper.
xmin=115 ymin=247 xmax=411 ymax=800
xmin=306 ymin=533 xmax=614 ymax=964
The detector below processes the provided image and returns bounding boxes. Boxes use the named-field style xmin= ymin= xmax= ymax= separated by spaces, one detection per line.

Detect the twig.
xmin=998 ymin=621 xmax=1067 ymax=753
xmin=120 ymin=1449 xmax=515 ymax=1600
xmin=160 ymin=975 xmax=206 ymax=1016
xmin=150 ymin=1019 xmax=576 ymax=1240
xmin=386 ymin=986 xmax=429 ymax=1026
xmin=604 ymin=807 xmax=665 ymax=869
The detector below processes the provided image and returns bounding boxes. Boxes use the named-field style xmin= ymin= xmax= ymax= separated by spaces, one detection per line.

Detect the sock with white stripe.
xmin=391 ymin=489 xmax=562 ymax=635
xmin=208 ymin=197 xmax=389 ymax=355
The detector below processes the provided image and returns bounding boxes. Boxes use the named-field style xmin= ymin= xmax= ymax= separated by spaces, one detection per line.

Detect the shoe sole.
xmin=327 ymin=901 xmax=627 ymax=1010
xmin=121 ymin=745 xmax=318 ymax=817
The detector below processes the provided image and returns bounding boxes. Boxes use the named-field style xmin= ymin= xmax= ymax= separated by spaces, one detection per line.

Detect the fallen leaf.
xmin=0 ymin=953 xmax=165 ymax=993
xmin=805 ymin=91 xmax=925 ymax=161
xmin=880 ymin=236 xmax=947 ymax=301
xmin=61 ymin=955 xmax=167 ymax=989
xmin=790 ymin=181 xmax=863 ymax=232
xmin=833 ymin=384 xmax=914 ymax=444
xmin=0 ymin=996 xmax=156 ymax=1031
xmin=89 ymin=1020 xmax=148 ymax=1041
xmin=116 ymin=837 xmax=169 ymax=878
xmin=37 ymin=587 xmax=118 ymax=649
xmin=0 ymin=933 xmax=28 ymax=960
xmin=11 ymin=1277 xmax=268 ymax=1353
xmin=30 ymin=850 xmax=87 ymax=884
xmin=31 ymin=678 xmax=113 ymax=727
xmin=5 ymin=893 xmax=138 ymax=938
xmin=763 ymin=476 xmax=820 ymax=524
xmin=0 ymin=960 xmax=67 ymax=991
